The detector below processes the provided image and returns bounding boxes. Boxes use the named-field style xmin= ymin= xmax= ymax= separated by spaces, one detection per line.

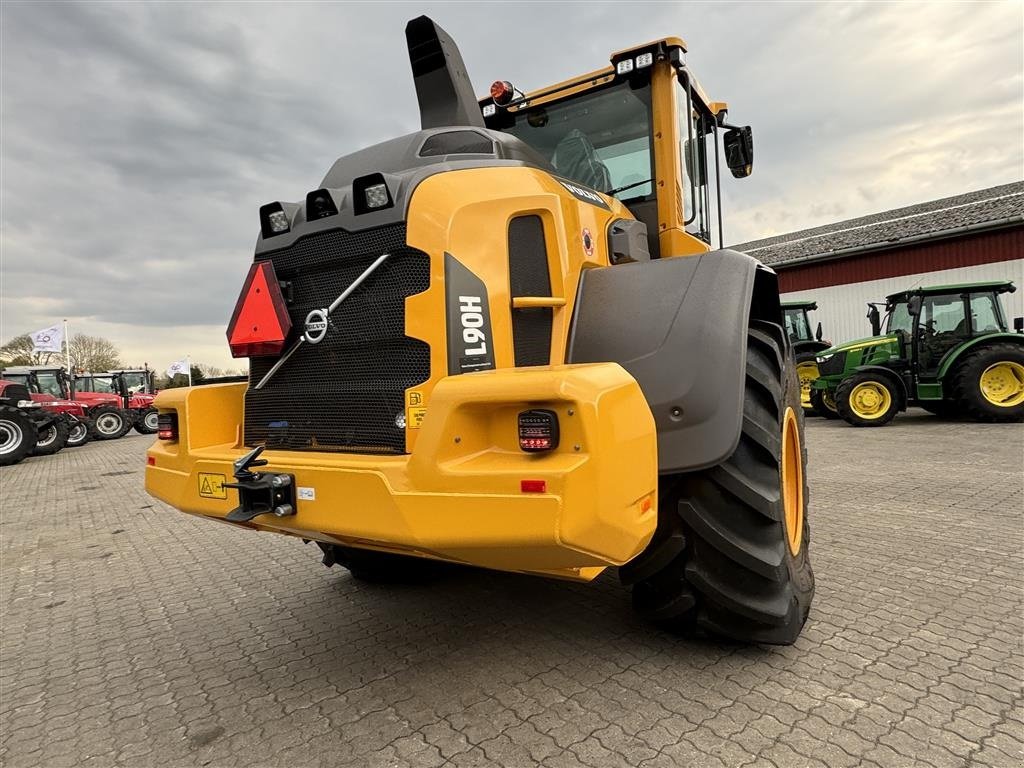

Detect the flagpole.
xmin=187 ymin=354 xmax=192 ymax=387
xmin=63 ymin=319 xmax=71 ymax=373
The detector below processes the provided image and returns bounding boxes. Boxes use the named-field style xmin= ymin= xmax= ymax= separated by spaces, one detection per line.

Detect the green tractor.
xmin=782 ymin=300 xmax=831 ymax=414
xmin=811 ymin=281 xmax=1024 ymax=426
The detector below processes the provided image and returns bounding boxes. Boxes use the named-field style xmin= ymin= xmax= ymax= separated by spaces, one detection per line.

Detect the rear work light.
xmin=259 ymin=202 xmax=290 ymax=238
xmin=518 ymin=409 xmax=559 ymax=452
xmin=157 ymin=412 xmax=178 ymax=441
xmin=226 ymin=261 xmax=293 ymax=358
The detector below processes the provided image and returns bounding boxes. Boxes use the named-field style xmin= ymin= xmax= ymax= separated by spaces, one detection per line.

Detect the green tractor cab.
xmin=811 ymin=281 xmax=1024 ymax=426
xmin=782 ymin=300 xmax=831 ymax=413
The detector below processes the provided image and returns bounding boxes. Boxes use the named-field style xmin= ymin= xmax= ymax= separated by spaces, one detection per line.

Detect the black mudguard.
xmin=567 ymin=249 xmax=777 ymax=474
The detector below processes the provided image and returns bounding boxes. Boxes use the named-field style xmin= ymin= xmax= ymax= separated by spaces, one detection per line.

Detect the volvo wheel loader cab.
xmin=812 ymin=281 xmax=1023 ymax=426
xmin=781 ymin=301 xmax=830 ymax=414
xmin=146 ymin=17 xmax=814 ymax=644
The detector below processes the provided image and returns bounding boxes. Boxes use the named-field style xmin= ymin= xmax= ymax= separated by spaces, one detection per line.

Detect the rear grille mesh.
xmin=245 ymin=224 xmax=430 ymax=453
xmin=508 ymin=215 xmax=553 ymax=367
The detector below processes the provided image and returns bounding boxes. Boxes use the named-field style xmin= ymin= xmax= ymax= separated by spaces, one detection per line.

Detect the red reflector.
xmin=641 ymin=496 xmax=653 ymax=513
xmin=521 ymin=479 xmax=546 ymax=494
xmin=226 ymin=261 xmax=292 ymax=358
xmin=490 ymin=80 xmax=514 ymax=106
xmin=147 ymin=456 xmax=156 ymax=466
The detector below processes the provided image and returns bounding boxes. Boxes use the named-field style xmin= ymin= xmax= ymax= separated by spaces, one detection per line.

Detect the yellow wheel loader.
xmin=146 ymin=16 xmax=813 ymax=644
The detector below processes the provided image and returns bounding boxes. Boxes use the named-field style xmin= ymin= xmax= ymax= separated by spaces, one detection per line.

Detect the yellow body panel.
xmin=147 ymin=365 xmax=657 ymax=581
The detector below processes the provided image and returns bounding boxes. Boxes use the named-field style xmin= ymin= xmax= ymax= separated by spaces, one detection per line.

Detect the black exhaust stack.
xmin=405 ymin=16 xmax=485 ymax=130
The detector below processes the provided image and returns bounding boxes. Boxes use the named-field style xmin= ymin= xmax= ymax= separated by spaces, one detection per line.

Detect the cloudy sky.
xmin=2 ymin=1 xmax=1021 ymax=370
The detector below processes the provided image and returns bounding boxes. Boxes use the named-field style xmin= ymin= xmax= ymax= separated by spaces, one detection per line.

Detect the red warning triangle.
xmin=226 ymin=261 xmax=292 ymax=358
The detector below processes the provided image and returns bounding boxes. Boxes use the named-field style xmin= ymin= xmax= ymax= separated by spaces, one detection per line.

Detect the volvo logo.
xmin=303 ymin=308 xmax=329 ymax=344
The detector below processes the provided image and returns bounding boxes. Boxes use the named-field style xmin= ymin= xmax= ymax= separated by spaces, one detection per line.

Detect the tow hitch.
xmin=224 ymin=446 xmax=296 ymax=523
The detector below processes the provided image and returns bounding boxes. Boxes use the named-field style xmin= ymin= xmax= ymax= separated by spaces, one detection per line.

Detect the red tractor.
xmin=0 ymin=379 xmax=91 ymax=464
xmin=1 ymin=366 xmax=130 ymax=440
xmin=76 ymin=370 xmax=159 ymax=434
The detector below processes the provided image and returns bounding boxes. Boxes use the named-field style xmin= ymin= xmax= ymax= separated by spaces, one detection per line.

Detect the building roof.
xmin=736 ymin=181 xmax=1024 ymax=267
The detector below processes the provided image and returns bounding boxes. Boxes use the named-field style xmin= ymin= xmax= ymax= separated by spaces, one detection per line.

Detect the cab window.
xmin=887 ymin=302 xmax=913 ymax=335
xmin=922 ymin=295 xmax=967 ymax=335
xmin=783 ymin=309 xmax=812 ymax=342
xmin=36 ymin=373 xmax=62 ymax=397
xmin=968 ymin=293 xmax=1005 ymax=333
xmin=676 ymin=79 xmax=711 ymax=241
xmin=503 ymin=81 xmax=653 ymax=200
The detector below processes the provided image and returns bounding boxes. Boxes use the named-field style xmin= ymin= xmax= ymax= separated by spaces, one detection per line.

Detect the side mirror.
xmin=867 ymin=305 xmax=881 ymax=336
xmin=815 ymin=322 xmax=823 ymax=341
xmin=723 ymin=126 xmax=753 ymax=178
xmin=1014 ymin=316 xmax=1023 ymax=333
xmin=908 ymin=296 xmax=922 ymax=317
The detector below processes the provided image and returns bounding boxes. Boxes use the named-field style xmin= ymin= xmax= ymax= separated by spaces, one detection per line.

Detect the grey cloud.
xmin=2 ymin=1 xmax=1021 ymax=368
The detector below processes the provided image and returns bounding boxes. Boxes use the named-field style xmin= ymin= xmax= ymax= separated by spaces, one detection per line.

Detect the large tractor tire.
xmin=794 ymin=354 xmax=819 ymax=415
xmin=950 ymin=344 xmax=1024 ymax=422
xmin=317 ymin=542 xmax=447 ymax=584
xmin=0 ymin=406 xmax=38 ymax=467
xmin=32 ymin=418 xmax=70 ymax=456
xmin=621 ymin=321 xmax=814 ymax=645
xmin=134 ymin=407 xmax=159 ymax=435
xmin=66 ymin=418 xmax=92 ymax=448
xmin=836 ymin=372 xmax=900 ymax=427
xmin=809 ymin=388 xmax=839 ymax=419
xmin=90 ymin=405 xmax=128 ymax=440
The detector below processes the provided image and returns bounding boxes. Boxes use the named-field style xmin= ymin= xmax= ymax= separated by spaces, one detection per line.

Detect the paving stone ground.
xmin=1 ymin=412 xmax=1022 ymax=768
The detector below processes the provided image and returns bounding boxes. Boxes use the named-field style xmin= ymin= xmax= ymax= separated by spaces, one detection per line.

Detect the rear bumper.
xmin=145 ymin=364 xmax=658 ymax=581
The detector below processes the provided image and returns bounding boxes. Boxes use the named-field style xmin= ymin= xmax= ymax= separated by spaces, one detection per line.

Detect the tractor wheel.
xmin=809 ymin=388 xmax=839 ymax=419
xmin=951 ymin=344 xmax=1024 ymax=422
xmin=794 ymin=353 xmax=819 ymax=415
xmin=90 ymin=405 xmax=128 ymax=440
xmin=317 ymin=543 xmax=446 ymax=584
xmin=134 ymin=407 xmax=159 ymax=435
xmin=0 ymin=406 xmax=38 ymax=467
xmin=621 ymin=321 xmax=814 ymax=645
xmin=836 ymin=372 xmax=899 ymax=427
xmin=66 ymin=418 xmax=92 ymax=448
xmin=32 ymin=418 xmax=70 ymax=456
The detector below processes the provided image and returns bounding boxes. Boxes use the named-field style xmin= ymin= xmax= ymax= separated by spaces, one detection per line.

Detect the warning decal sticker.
xmin=198 ymin=473 xmax=227 ymax=500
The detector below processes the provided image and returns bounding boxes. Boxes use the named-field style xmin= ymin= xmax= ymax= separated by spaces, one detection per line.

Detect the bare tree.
xmin=0 ymin=334 xmax=56 ymax=366
xmin=68 ymin=334 xmax=122 ymax=372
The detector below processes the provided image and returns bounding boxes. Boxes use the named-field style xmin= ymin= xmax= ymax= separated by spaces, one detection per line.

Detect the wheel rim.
xmin=979 ymin=362 xmax=1024 ymax=407
xmin=848 ymin=381 xmax=892 ymax=419
xmin=37 ymin=425 xmax=57 ymax=447
xmin=69 ymin=423 xmax=87 ymax=443
xmin=0 ymin=419 xmax=22 ymax=454
xmin=781 ymin=407 xmax=804 ymax=557
xmin=820 ymin=390 xmax=838 ymax=413
xmin=95 ymin=413 xmax=123 ymax=435
xmin=796 ymin=362 xmax=819 ymax=409
xmin=144 ymin=411 xmax=159 ymax=430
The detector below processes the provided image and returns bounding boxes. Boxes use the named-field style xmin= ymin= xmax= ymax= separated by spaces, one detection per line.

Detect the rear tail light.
xmin=226 ymin=261 xmax=293 ymax=358
xmin=518 ymin=409 xmax=559 ymax=452
xmin=157 ymin=412 xmax=178 ymax=441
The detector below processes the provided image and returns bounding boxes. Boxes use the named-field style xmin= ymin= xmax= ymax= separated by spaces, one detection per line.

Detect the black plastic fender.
xmin=851 ymin=364 xmax=909 ymax=410
xmin=567 ymin=249 xmax=775 ymax=473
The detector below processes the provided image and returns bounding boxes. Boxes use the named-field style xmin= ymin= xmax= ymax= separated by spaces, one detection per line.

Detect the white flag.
xmin=30 ymin=325 xmax=63 ymax=353
xmin=166 ymin=359 xmax=189 ymax=377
